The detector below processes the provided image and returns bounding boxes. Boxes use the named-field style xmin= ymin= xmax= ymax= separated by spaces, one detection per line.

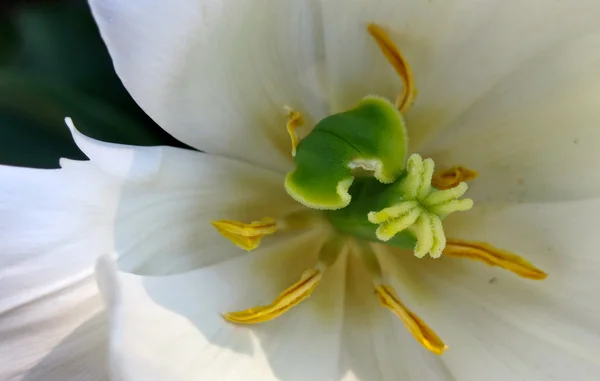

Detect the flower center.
xmin=327 ymin=151 xmax=473 ymax=258
xmin=211 ymin=23 xmax=547 ymax=356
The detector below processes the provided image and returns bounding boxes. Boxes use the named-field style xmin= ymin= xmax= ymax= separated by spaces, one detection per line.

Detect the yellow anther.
xmin=432 ymin=166 xmax=478 ymax=190
xmin=367 ymin=23 xmax=417 ymax=113
xmin=444 ymin=239 xmax=548 ymax=280
xmin=223 ymin=268 xmax=322 ymax=324
xmin=211 ymin=217 xmax=277 ymax=251
xmin=285 ymin=107 xmax=304 ymax=157
xmin=376 ymin=285 xmax=447 ymax=355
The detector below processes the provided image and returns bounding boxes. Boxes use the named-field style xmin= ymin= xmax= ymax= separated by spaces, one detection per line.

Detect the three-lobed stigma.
xmin=368 ymin=154 xmax=473 ymax=258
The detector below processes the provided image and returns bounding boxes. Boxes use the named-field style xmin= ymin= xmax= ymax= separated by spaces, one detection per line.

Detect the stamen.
xmin=211 ymin=217 xmax=277 ymax=251
xmin=431 ymin=166 xmax=478 ymax=190
xmin=223 ymin=268 xmax=322 ymax=324
xmin=355 ymin=242 xmax=446 ymax=355
xmin=224 ymin=236 xmax=345 ymax=325
xmin=353 ymin=242 xmax=446 ymax=355
xmin=285 ymin=107 xmax=304 ymax=157
xmin=278 ymin=209 xmax=320 ymax=230
xmin=367 ymin=23 xmax=417 ymax=113
xmin=376 ymin=285 xmax=447 ymax=355
xmin=444 ymin=239 xmax=548 ymax=280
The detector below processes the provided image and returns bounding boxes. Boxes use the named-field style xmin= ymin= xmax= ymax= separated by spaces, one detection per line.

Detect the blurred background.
xmin=0 ymin=0 xmax=186 ymax=169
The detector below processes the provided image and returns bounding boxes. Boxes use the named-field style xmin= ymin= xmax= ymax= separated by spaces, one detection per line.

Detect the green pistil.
xmin=283 ymin=96 xmax=473 ymax=258
xmin=326 ymin=154 xmax=473 ymax=258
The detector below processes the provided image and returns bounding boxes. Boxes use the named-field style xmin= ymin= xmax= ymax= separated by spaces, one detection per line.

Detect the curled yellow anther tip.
xmin=376 ymin=285 xmax=447 ymax=355
xmin=285 ymin=107 xmax=304 ymax=157
xmin=223 ymin=269 xmax=322 ymax=324
xmin=432 ymin=166 xmax=478 ymax=190
xmin=211 ymin=217 xmax=277 ymax=251
xmin=444 ymin=239 xmax=547 ymax=280
xmin=367 ymin=23 xmax=417 ymax=113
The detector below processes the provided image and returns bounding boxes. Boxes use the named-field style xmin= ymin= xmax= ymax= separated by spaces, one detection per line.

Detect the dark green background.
xmin=0 ymin=0 xmax=187 ymax=169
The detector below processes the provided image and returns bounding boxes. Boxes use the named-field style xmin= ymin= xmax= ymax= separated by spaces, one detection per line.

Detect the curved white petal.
xmin=90 ymin=0 xmax=600 ymax=194
xmin=319 ymin=1 xmax=600 ymax=202
xmin=97 ymin=231 xmax=347 ymax=381
xmin=65 ymin=117 xmax=162 ymax=181
xmin=425 ymin=32 xmax=600 ymax=202
xmin=88 ymin=0 xmax=329 ymax=172
xmin=376 ymin=198 xmax=600 ymax=380
xmin=339 ymin=253 xmax=453 ymax=381
xmin=64 ymin=121 xmax=300 ymax=275
xmin=0 ymin=164 xmax=108 ymax=381
xmin=321 ymin=0 xmax=600 ymax=146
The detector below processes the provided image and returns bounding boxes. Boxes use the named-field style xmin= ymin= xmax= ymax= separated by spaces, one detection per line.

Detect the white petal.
xmin=88 ymin=0 xmax=329 ymax=172
xmin=65 ymin=117 xmax=161 ymax=181
xmin=97 ymin=231 xmax=347 ymax=381
xmin=0 ymin=164 xmax=108 ymax=381
xmin=339 ymin=253 xmax=453 ymax=381
xmin=425 ymin=32 xmax=600 ymax=202
xmin=377 ymin=198 xmax=600 ymax=380
xmin=320 ymin=1 xmax=600 ymax=182
xmin=65 ymin=122 xmax=300 ymax=275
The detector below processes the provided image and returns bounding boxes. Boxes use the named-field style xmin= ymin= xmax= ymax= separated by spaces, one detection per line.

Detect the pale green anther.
xmin=367 ymin=153 xmax=473 ymax=258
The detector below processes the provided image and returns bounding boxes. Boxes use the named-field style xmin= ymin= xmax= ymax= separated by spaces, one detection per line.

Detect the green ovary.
xmin=284 ymin=97 xmax=473 ymax=258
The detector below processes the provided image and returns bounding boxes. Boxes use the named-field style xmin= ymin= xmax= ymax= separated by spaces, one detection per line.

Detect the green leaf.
xmin=0 ymin=69 xmax=174 ymax=168
xmin=0 ymin=2 xmax=188 ymax=169
xmin=0 ymin=14 xmax=18 ymax=66
xmin=0 ymin=112 xmax=85 ymax=169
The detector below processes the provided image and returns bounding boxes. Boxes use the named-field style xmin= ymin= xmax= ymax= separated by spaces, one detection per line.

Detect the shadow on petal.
xmin=130 ymin=231 xmax=347 ymax=381
xmin=23 ymin=313 xmax=109 ymax=381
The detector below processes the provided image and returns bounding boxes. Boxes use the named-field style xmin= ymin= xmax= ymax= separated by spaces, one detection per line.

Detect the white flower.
xmin=4 ymin=0 xmax=600 ymax=380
